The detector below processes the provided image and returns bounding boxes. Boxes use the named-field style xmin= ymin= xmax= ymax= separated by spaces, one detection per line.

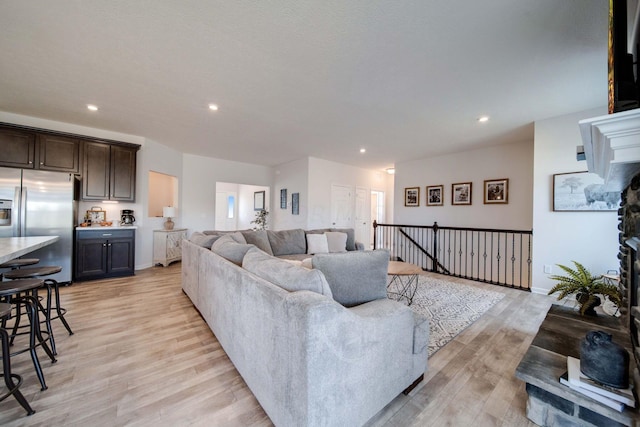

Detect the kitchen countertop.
xmin=75 ymin=225 xmax=138 ymax=231
xmin=0 ymin=236 xmax=59 ymax=264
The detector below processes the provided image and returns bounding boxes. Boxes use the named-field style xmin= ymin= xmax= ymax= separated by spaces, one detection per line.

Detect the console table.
xmin=515 ymin=305 xmax=639 ymax=427
xmin=153 ymin=229 xmax=187 ymax=267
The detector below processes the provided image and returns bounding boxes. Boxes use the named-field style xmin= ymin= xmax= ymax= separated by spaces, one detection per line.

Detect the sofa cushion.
xmin=211 ymin=234 xmax=254 ymax=266
xmin=242 ymin=247 xmax=333 ymax=297
xmin=267 ymin=229 xmax=306 ymax=256
xmin=241 ymin=230 xmax=274 ymax=256
xmin=325 ymin=232 xmax=348 ymax=253
xmin=312 ymin=249 xmax=389 ymax=307
xmin=189 ymin=231 xmax=221 ymax=249
xmin=306 ymin=233 xmax=329 ymax=255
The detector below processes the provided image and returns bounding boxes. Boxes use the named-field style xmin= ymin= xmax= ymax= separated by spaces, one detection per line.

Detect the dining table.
xmin=0 ymin=236 xmax=60 ymax=265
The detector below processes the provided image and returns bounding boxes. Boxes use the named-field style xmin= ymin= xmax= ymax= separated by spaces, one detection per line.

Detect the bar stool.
xmin=0 ymin=279 xmax=56 ymax=391
xmin=0 ymin=303 xmax=35 ymax=415
xmin=3 ymin=267 xmax=73 ymax=356
xmin=0 ymin=258 xmax=39 ymax=281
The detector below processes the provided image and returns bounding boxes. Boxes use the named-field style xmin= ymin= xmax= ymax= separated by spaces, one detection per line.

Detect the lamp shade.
xmin=162 ymin=206 xmax=176 ymax=218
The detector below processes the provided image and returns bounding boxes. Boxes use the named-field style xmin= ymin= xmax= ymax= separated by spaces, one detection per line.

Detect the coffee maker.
xmin=121 ymin=209 xmax=135 ymax=226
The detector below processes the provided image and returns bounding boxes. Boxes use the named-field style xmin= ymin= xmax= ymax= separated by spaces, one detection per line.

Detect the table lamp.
xmin=162 ymin=206 xmax=176 ymax=230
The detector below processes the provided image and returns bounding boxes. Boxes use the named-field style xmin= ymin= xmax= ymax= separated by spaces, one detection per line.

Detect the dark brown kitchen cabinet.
xmin=0 ymin=128 xmax=36 ymax=168
xmin=74 ymin=229 xmax=135 ymax=281
xmin=38 ymin=134 xmax=80 ymax=172
xmin=82 ymin=142 xmax=137 ymax=202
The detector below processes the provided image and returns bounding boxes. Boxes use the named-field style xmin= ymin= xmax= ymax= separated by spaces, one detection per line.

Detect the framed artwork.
xmin=553 ymin=171 xmax=620 ymax=211
xmin=404 ymin=187 xmax=420 ymax=207
xmin=426 ymin=185 xmax=444 ymax=206
xmin=87 ymin=209 xmax=106 ymax=223
xmin=280 ymin=189 xmax=287 ymax=209
xmin=254 ymin=191 xmax=265 ymax=211
xmin=452 ymin=182 xmax=472 ymax=205
xmin=292 ymin=192 xmax=299 ymax=215
xmin=484 ymin=178 xmax=509 ymax=204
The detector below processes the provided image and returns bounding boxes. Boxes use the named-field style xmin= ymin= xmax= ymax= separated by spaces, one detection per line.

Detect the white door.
xmin=215 ymin=191 xmax=238 ymax=230
xmin=355 ymin=187 xmax=370 ymax=249
xmin=330 ymin=184 xmax=352 ymax=228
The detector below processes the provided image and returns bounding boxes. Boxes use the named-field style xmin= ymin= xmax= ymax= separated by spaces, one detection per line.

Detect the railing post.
xmin=432 ymin=222 xmax=438 ymax=273
xmin=373 ymin=220 xmax=378 ymax=250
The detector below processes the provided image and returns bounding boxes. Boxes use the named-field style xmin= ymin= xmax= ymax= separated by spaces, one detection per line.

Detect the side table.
xmin=153 ymin=229 xmax=187 ymax=267
xmin=387 ymin=261 xmax=423 ymax=305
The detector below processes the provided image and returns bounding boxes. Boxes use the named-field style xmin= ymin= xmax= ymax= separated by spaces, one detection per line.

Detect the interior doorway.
xmin=371 ymin=190 xmax=385 ymax=248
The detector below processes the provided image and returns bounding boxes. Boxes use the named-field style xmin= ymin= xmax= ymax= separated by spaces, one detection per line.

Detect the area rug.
xmin=401 ymin=276 xmax=506 ymax=356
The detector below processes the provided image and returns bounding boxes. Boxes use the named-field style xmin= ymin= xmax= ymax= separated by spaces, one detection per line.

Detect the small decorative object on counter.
xmin=580 ymin=330 xmax=629 ymax=389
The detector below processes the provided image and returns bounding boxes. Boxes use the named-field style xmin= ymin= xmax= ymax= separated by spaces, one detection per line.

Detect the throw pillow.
xmin=189 ymin=231 xmax=220 ymax=249
xmin=325 ymin=231 xmax=348 ymax=253
xmin=211 ymin=234 xmax=254 ymax=266
xmin=242 ymin=247 xmax=333 ymax=297
xmin=312 ymin=249 xmax=390 ymax=307
xmin=241 ymin=230 xmax=274 ymax=256
xmin=267 ymin=229 xmax=306 ymax=256
xmin=306 ymin=233 xmax=329 ymax=254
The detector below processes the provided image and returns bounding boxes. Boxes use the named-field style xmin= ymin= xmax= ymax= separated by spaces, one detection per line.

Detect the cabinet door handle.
xmin=102 ymin=234 xmax=112 ymax=236
xmin=108 ymin=243 xmax=112 ymax=247
xmin=103 ymin=243 xmax=106 ymax=247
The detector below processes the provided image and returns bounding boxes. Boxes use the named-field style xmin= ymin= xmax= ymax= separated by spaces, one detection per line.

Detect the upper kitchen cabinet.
xmin=38 ymin=134 xmax=80 ymax=172
xmin=0 ymin=127 xmax=36 ymax=168
xmin=82 ymin=142 xmax=138 ymax=202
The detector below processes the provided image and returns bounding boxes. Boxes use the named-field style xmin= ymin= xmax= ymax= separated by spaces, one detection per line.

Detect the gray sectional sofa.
xmin=182 ymin=228 xmax=429 ymax=427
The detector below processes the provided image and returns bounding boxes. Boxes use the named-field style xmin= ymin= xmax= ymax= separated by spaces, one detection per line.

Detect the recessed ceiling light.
xmin=87 ymin=104 xmax=98 ymax=111
xmin=477 ymin=116 xmax=489 ymax=123
xmin=360 ymin=148 xmax=366 ymax=153
xmin=208 ymin=104 xmax=219 ymax=111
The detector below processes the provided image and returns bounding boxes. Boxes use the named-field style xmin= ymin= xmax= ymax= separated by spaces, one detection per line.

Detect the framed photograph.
xmin=452 ymin=182 xmax=472 ymax=205
xmin=280 ymin=189 xmax=287 ymax=209
xmin=404 ymin=187 xmax=420 ymax=207
xmin=484 ymin=178 xmax=509 ymax=204
xmin=292 ymin=192 xmax=299 ymax=215
xmin=553 ymin=171 xmax=620 ymax=211
xmin=254 ymin=191 xmax=265 ymax=211
xmin=426 ymin=185 xmax=444 ymax=206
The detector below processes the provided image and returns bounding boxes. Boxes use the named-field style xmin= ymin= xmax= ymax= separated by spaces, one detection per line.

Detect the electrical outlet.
xmin=544 ymin=265 xmax=552 ymax=274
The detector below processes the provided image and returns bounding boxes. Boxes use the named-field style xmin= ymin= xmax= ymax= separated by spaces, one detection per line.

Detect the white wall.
xmin=272 ymin=157 xmax=309 ymax=230
xmin=182 ymin=154 xmax=273 ymax=234
xmin=394 ymin=140 xmax=534 ymax=230
xmin=532 ymin=107 xmax=619 ymax=294
xmin=238 ymin=184 xmax=270 ymax=230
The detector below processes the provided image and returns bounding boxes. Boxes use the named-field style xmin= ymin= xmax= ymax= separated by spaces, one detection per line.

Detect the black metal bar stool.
xmin=0 ymin=279 xmax=56 ymax=391
xmin=3 ymin=267 xmax=73 ymax=356
xmin=0 ymin=259 xmax=40 ymax=271
xmin=0 ymin=302 xmax=35 ymax=415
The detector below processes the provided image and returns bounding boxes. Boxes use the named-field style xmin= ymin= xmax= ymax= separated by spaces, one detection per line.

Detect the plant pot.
xmin=576 ymin=293 xmax=601 ymax=316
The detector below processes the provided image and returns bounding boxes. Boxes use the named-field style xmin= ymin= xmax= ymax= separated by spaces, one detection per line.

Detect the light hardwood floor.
xmin=0 ymin=264 xmax=554 ymax=426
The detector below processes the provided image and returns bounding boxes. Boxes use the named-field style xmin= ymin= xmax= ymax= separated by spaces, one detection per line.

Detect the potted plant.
xmin=251 ymin=209 xmax=269 ymax=231
xmin=547 ymin=261 xmax=622 ymax=316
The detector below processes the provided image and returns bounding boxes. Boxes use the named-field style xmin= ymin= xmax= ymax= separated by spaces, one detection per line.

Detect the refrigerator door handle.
xmin=13 ymin=186 xmax=21 ymax=237
xmin=20 ymin=186 xmax=27 ymax=236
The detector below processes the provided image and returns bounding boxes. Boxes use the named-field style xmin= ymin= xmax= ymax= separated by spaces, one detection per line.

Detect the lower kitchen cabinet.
xmin=74 ymin=228 xmax=135 ymax=281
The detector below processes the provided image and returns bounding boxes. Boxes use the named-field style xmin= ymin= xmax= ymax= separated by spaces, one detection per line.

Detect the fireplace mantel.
xmin=579 ymin=108 xmax=640 ymax=191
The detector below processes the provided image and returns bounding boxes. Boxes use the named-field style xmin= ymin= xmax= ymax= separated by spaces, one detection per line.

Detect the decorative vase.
xmin=580 ymin=330 xmax=629 ymax=389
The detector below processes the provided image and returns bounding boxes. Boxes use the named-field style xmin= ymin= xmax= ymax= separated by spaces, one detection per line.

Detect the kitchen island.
xmin=0 ymin=236 xmax=59 ymax=264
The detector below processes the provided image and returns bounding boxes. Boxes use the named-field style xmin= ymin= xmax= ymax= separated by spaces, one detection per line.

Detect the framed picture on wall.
xmin=280 ymin=189 xmax=287 ymax=209
xmin=404 ymin=187 xmax=420 ymax=207
xmin=451 ymin=182 xmax=472 ymax=205
xmin=292 ymin=192 xmax=299 ymax=215
xmin=484 ymin=178 xmax=509 ymax=204
xmin=553 ymin=171 xmax=620 ymax=211
xmin=254 ymin=191 xmax=265 ymax=211
xmin=426 ymin=185 xmax=444 ymax=206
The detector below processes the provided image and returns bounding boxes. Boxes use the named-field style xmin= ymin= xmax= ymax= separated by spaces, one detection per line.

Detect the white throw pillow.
xmin=307 ymin=233 xmax=329 ymax=254
xmin=325 ymin=232 xmax=348 ymax=253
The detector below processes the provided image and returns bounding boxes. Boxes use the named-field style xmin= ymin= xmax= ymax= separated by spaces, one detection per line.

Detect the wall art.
xmin=553 ymin=171 xmax=620 ymax=211
xmin=426 ymin=185 xmax=444 ymax=206
xmin=484 ymin=178 xmax=509 ymax=204
xmin=451 ymin=182 xmax=472 ymax=205
xmin=404 ymin=187 xmax=420 ymax=207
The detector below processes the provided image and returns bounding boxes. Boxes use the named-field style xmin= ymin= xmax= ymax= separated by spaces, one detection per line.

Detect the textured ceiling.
xmin=0 ymin=0 xmax=608 ymax=171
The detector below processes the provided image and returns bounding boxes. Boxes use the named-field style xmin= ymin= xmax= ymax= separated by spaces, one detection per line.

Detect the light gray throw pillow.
xmin=211 ymin=234 xmax=254 ymax=266
xmin=267 ymin=229 xmax=306 ymax=256
xmin=241 ymin=230 xmax=274 ymax=256
xmin=242 ymin=247 xmax=333 ymax=297
xmin=312 ymin=249 xmax=389 ymax=307
xmin=189 ymin=231 xmax=220 ymax=249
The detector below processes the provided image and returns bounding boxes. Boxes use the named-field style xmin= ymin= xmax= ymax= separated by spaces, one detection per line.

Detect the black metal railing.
xmin=373 ymin=221 xmax=533 ymax=290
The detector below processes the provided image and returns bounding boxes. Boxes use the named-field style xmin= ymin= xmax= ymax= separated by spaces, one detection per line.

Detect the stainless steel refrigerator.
xmin=0 ymin=168 xmax=76 ymax=284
